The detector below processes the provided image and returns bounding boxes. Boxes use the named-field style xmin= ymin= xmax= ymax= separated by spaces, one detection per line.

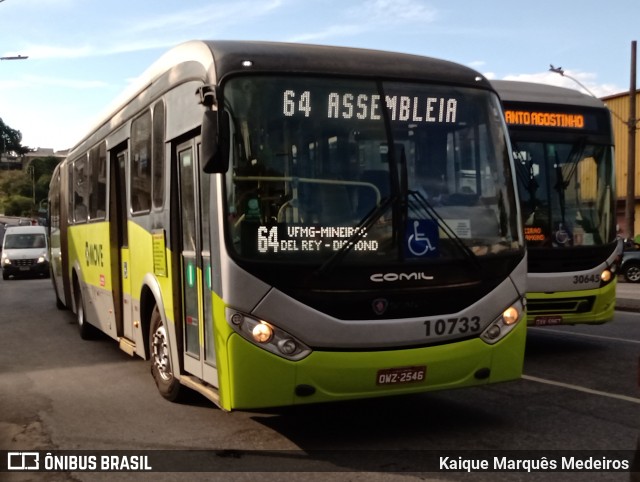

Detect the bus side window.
xmin=73 ymin=155 xmax=89 ymax=223
xmin=88 ymin=142 xmax=107 ymax=221
xmin=131 ymin=110 xmax=152 ymax=214
xmin=152 ymin=100 xmax=165 ymax=209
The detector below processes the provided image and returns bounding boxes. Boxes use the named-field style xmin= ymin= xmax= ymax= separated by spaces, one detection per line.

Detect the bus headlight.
xmin=480 ymin=299 xmax=524 ymax=345
xmin=600 ymin=268 xmax=613 ymax=284
xmin=252 ymin=322 xmax=273 ymax=343
xmin=226 ymin=308 xmax=312 ymax=361
xmin=502 ymin=306 xmax=519 ymax=325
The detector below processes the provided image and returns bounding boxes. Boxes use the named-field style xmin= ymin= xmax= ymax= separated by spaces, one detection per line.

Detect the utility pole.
xmin=27 ymin=165 xmax=35 ymax=206
xmin=625 ymin=40 xmax=637 ymax=239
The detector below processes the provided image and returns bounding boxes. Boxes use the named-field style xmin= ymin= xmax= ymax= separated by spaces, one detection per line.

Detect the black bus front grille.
xmin=527 ymin=296 xmax=596 ymax=314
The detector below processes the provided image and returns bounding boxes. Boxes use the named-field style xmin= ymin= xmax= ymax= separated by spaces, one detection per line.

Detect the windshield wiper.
xmin=314 ymin=194 xmax=396 ymax=277
xmin=406 ymin=190 xmax=482 ymax=271
xmin=554 ymin=137 xmax=586 ymax=226
xmin=315 ymin=80 xmax=402 ymax=278
xmin=512 ymin=144 xmax=540 ymax=216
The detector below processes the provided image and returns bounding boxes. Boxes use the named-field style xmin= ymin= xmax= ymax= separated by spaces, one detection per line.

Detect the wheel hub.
xmin=152 ymin=325 xmax=172 ymax=381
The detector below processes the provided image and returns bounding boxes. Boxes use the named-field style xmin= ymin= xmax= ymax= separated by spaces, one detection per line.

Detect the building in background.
xmin=602 ymin=90 xmax=640 ymax=238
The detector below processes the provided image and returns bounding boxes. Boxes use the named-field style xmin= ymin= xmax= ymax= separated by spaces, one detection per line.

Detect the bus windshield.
xmin=223 ymin=76 xmax=521 ymax=264
xmin=513 ymin=140 xmax=615 ymax=248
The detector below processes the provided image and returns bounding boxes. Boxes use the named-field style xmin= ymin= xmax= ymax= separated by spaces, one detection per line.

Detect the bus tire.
xmin=149 ymin=306 xmax=183 ymax=402
xmin=75 ymin=282 xmax=97 ymax=340
xmin=52 ymin=279 xmax=66 ymax=310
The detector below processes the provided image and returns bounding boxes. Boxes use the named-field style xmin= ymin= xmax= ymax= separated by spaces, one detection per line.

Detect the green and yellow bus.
xmin=493 ymin=80 xmax=620 ymax=326
xmin=49 ymin=41 xmax=526 ymax=410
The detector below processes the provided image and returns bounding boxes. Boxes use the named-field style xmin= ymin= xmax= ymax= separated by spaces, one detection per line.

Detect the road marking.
xmin=528 ymin=327 xmax=640 ymax=345
xmin=522 ymin=375 xmax=640 ymax=405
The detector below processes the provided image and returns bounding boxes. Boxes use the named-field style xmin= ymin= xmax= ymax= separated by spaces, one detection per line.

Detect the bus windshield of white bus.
xmin=223 ymin=76 xmax=521 ymax=264
xmin=513 ymin=140 xmax=615 ymax=248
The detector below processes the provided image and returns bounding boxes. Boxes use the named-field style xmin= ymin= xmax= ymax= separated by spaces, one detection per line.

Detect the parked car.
xmin=0 ymin=225 xmax=50 ymax=280
xmin=620 ymin=238 xmax=640 ymax=283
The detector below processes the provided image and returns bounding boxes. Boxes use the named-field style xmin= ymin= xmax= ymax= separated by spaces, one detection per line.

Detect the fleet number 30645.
xmin=573 ymin=274 xmax=601 ymax=284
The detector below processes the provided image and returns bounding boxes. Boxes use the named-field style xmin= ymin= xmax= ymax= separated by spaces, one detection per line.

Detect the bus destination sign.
xmin=504 ymin=110 xmax=585 ymax=129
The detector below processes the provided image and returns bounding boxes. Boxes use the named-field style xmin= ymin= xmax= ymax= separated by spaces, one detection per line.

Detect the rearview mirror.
xmin=202 ymin=110 xmax=230 ymax=173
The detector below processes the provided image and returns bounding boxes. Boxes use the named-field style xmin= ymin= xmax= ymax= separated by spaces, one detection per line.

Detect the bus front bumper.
xmin=525 ymin=280 xmax=617 ymax=326
xmin=222 ymin=320 xmax=526 ymax=410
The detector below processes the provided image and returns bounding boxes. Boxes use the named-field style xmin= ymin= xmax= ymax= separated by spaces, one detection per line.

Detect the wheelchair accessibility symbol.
xmin=405 ymin=219 xmax=438 ymax=258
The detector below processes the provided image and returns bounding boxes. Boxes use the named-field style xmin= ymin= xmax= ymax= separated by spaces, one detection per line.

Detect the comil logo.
xmin=7 ymin=452 xmax=39 ymax=470
xmin=370 ymin=271 xmax=434 ymax=283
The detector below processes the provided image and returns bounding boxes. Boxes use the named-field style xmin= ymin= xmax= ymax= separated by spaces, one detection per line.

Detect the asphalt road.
xmin=616 ymin=279 xmax=640 ymax=311
xmin=0 ymin=277 xmax=638 ymax=481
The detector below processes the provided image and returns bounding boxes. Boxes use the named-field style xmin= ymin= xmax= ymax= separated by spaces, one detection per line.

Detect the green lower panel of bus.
xmin=526 ymin=280 xmax=616 ymax=326
xmin=224 ymin=321 xmax=526 ymax=410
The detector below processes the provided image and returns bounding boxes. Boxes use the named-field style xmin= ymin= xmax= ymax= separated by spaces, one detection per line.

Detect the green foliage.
xmin=30 ymin=156 xmax=59 ymax=179
xmin=4 ymin=195 xmax=33 ymax=216
xmin=0 ymin=170 xmax=27 ymax=197
xmin=0 ymin=117 xmax=58 ymax=214
xmin=0 ymin=117 xmax=29 ymax=155
xmin=36 ymin=174 xmax=51 ymax=202
xmin=0 ymin=156 xmax=60 ymax=215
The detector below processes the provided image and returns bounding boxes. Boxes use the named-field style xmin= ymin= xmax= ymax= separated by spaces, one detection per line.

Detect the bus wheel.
xmin=150 ymin=307 xmax=182 ymax=401
xmin=53 ymin=279 xmax=66 ymax=310
xmin=75 ymin=283 xmax=96 ymax=340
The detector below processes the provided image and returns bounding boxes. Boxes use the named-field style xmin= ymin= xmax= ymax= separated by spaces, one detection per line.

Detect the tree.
xmin=0 ymin=155 xmax=60 ymax=216
xmin=0 ymin=170 xmax=28 ymax=197
xmin=29 ymin=155 xmax=59 ymax=180
xmin=3 ymin=195 xmax=33 ymax=216
xmin=0 ymin=117 xmax=57 ymax=215
xmin=0 ymin=117 xmax=29 ymax=155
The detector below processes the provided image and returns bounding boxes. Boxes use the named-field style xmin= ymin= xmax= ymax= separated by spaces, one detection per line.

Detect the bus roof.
xmin=492 ymin=80 xmax=607 ymax=110
xmin=204 ymin=40 xmax=490 ymax=87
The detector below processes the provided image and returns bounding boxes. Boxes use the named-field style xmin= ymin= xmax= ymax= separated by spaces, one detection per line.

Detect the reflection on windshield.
xmin=223 ymin=76 xmax=521 ymax=264
xmin=514 ymin=141 xmax=615 ymax=247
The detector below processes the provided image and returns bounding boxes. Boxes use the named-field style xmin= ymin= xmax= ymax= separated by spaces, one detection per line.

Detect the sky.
xmin=0 ymin=0 xmax=638 ymax=152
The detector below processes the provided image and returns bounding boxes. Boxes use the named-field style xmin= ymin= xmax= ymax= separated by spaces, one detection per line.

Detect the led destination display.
xmin=504 ymin=110 xmax=585 ymax=128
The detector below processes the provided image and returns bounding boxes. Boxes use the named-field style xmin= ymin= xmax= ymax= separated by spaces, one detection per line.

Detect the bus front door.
xmin=109 ymin=148 xmax=134 ymax=348
xmin=177 ymin=139 xmax=218 ymax=387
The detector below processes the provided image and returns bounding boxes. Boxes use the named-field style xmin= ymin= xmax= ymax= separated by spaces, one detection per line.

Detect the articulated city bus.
xmin=493 ymin=80 xmax=620 ymax=326
xmin=49 ymin=41 xmax=526 ymax=411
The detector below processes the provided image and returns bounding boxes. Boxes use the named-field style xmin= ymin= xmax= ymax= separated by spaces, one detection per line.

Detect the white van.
xmin=1 ymin=225 xmax=50 ymax=280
